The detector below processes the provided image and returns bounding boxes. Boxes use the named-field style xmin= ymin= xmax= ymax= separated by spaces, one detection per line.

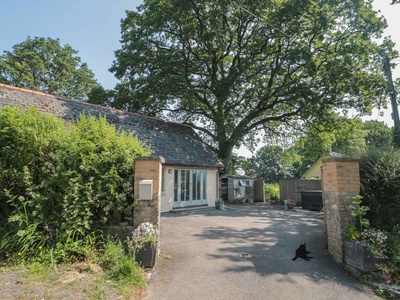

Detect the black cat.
xmin=292 ymin=243 xmax=313 ymax=261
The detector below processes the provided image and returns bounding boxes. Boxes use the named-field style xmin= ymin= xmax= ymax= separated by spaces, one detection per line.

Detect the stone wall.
xmin=322 ymin=157 xmax=360 ymax=263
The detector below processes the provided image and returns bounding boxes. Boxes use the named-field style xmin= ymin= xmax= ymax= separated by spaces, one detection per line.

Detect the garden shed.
xmin=220 ymin=175 xmax=256 ymax=202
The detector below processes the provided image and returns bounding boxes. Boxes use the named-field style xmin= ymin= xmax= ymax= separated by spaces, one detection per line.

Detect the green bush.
xmin=359 ymin=147 xmax=400 ymax=230
xmin=377 ymin=225 xmax=400 ymax=285
xmin=98 ymin=239 xmax=145 ymax=287
xmin=0 ymin=106 xmax=151 ymax=262
xmin=358 ymin=147 xmax=400 ymax=284
xmin=264 ymin=183 xmax=280 ymax=201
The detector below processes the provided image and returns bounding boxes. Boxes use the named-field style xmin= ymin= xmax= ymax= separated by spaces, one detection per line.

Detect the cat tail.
xmin=292 ymin=256 xmax=298 ymax=261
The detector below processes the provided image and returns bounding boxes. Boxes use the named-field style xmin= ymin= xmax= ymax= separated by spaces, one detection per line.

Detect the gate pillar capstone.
xmin=133 ymin=156 xmax=165 ymax=229
xmin=322 ymin=157 xmax=359 ymax=264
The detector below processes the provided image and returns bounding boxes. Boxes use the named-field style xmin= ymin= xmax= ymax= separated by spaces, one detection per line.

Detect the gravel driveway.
xmin=144 ymin=203 xmax=379 ymax=300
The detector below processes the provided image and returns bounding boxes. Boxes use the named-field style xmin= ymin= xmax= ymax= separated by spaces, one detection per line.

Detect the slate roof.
xmin=0 ymin=84 xmax=224 ymax=168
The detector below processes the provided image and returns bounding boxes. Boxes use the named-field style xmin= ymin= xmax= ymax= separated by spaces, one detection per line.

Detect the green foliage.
xmin=363 ymin=121 xmax=393 ymax=148
xmin=0 ymin=106 xmax=151 ymax=262
xmin=98 ymin=239 xmax=145 ymax=287
xmin=357 ymin=148 xmax=400 ymax=284
xmin=345 ymin=196 xmax=387 ymax=260
xmin=264 ymin=183 xmax=280 ymax=201
xmin=0 ymin=36 xmax=97 ymax=100
xmin=359 ymin=147 xmax=400 ymax=230
xmin=27 ymin=262 xmax=54 ymax=281
xmin=98 ymin=238 xmax=126 ymax=271
xmin=108 ymin=255 xmax=144 ymax=285
xmin=110 ymin=0 xmax=388 ymax=172
xmin=350 ymin=195 xmax=370 ymax=232
xmin=87 ymin=84 xmax=115 ymax=107
xmin=242 ymin=146 xmax=296 ymax=183
xmin=380 ymin=226 xmax=400 ymax=284
xmin=244 ymin=185 xmax=253 ymax=199
xmin=285 ymin=116 xmax=394 ymax=177
xmin=289 ymin=114 xmax=369 ymax=176
xmin=344 ymin=223 xmax=361 ymax=242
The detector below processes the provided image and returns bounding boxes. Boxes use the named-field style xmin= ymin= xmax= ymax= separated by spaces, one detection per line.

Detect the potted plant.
xmin=284 ymin=199 xmax=295 ymax=209
xmin=233 ymin=186 xmax=242 ymax=203
xmin=127 ymin=222 xmax=159 ymax=268
xmin=215 ymin=199 xmax=224 ymax=210
xmin=344 ymin=196 xmax=387 ymax=272
xmin=245 ymin=185 xmax=254 ymax=203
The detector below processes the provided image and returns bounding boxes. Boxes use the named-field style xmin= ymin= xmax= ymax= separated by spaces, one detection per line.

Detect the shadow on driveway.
xmin=144 ymin=203 xmax=379 ymax=300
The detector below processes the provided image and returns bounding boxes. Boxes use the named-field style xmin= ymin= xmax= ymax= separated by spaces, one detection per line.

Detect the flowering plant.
xmin=126 ymin=222 xmax=159 ymax=252
xmin=361 ymin=227 xmax=387 ymax=259
xmin=344 ymin=196 xmax=387 ymax=259
xmin=345 ymin=225 xmax=387 ymax=259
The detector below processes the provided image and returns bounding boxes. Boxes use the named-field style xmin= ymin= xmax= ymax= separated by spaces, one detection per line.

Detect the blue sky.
xmin=1 ymin=0 xmax=399 ymax=126
xmin=1 ymin=0 xmax=142 ymax=90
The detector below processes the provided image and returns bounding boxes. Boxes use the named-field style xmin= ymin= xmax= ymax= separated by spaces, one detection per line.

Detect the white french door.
xmin=173 ymin=169 xmax=207 ymax=207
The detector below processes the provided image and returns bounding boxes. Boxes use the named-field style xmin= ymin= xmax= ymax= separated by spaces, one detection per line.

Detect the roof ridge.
xmin=0 ymin=83 xmax=190 ymax=128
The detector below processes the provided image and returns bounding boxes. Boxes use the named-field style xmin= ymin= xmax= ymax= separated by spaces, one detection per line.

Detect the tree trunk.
xmin=217 ymin=142 xmax=235 ymax=174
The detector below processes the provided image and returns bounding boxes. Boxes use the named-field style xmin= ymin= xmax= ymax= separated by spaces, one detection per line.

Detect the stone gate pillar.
xmin=322 ymin=157 xmax=359 ymax=264
xmin=133 ymin=156 xmax=165 ymax=229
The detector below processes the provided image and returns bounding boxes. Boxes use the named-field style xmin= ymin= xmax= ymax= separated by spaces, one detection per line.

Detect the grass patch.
xmin=0 ymin=239 xmax=148 ymax=300
xmin=0 ymin=261 xmax=147 ymax=300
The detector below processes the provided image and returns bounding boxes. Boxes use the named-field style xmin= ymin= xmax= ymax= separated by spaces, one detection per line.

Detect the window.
xmin=161 ymin=167 xmax=166 ymax=194
xmin=174 ymin=169 xmax=207 ymax=204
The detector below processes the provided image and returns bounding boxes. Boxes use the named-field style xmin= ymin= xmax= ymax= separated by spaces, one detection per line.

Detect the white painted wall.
xmin=160 ymin=167 xmax=219 ymax=213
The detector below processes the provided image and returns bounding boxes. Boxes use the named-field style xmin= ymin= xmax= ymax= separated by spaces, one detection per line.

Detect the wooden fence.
xmin=279 ymin=179 xmax=322 ymax=203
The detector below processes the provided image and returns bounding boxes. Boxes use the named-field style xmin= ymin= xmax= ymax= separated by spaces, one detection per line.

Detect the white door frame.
xmin=173 ymin=169 xmax=207 ymax=207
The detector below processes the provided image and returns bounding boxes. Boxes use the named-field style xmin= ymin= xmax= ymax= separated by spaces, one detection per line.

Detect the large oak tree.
xmin=0 ymin=37 xmax=97 ymax=100
xmin=111 ymin=0 xmax=389 ymax=172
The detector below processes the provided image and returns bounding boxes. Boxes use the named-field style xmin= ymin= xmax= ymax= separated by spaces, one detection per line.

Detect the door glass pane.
xmin=180 ymin=170 xmax=185 ymax=201
xmin=192 ymin=171 xmax=197 ymax=200
xmin=180 ymin=170 xmax=190 ymax=201
xmin=185 ymin=170 xmax=190 ymax=201
xmin=174 ymin=170 xmax=178 ymax=202
xmin=161 ymin=167 xmax=166 ymax=193
xmin=196 ymin=172 xmax=201 ymax=200
xmin=202 ymin=171 xmax=206 ymax=200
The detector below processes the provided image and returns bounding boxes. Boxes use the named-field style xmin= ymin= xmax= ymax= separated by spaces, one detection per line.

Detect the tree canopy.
xmin=241 ymin=145 xmax=296 ymax=183
xmin=240 ymin=118 xmax=393 ymax=181
xmin=280 ymin=117 xmax=392 ymax=178
xmin=111 ymin=0 xmax=389 ymax=172
xmin=0 ymin=37 xmax=97 ymax=100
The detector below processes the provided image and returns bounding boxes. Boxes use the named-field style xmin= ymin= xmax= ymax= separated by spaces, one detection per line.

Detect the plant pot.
xmin=216 ymin=201 xmax=224 ymax=210
xmin=270 ymin=200 xmax=277 ymax=205
xmin=287 ymin=203 xmax=295 ymax=209
xmin=136 ymin=242 xmax=156 ymax=268
xmin=344 ymin=241 xmax=378 ymax=272
xmin=234 ymin=198 xmax=245 ymax=204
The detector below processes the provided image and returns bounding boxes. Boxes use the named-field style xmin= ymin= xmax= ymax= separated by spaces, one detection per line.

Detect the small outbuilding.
xmin=220 ymin=175 xmax=256 ymax=202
